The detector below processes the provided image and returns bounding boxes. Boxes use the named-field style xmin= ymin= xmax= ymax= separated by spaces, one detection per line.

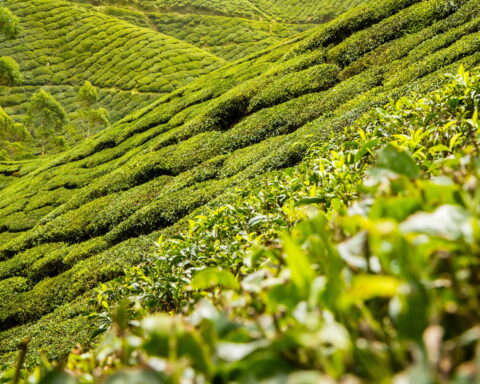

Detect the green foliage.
xmin=74 ymin=0 xmax=366 ymax=61
xmin=0 ymin=107 xmax=31 ymax=160
xmin=0 ymin=57 xmax=22 ymax=86
xmin=147 ymin=12 xmax=308 ymax=61
xmin=0 ymin=7 xmax=20 ymax=39
xmin=27 ymin=90 xmax=66 ymax=132
xmin=26 ymin=90 xmax=67 ymax=155
xmin=73 ymin=82 xmax=110 ymax=138
xmin=79 ymin=0 xmax=366 ymax=24
xmin=0 ymin=0 xmax=224 ymax=124
xmin=0 ymin=108 xmax=28 ymax=143
xmin=190 ymin=267 xmax=239 ymax=290
xmin=77 ymin=81 xmax=98 ymax=109
xmin=14 ymin=65 xmax=480 ymax=384
xmin=1 ymin=0 xmax=480 ymax=371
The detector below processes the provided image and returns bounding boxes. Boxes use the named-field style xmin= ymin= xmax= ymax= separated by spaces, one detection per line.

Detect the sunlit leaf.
xmin=376 ymin=145 xmax=419 ymax=178
xmin=282 ymin=235 xmax=314 ymax=297
xmin=346 ymin=274 xmax=402 ymax=303
xmin=355 ymin=138 xmax=380 ymax=162
xmin=400 ymin=205 xmax=472 ymax=242
xmin=190 ymin=268 xmax=239 ymax=290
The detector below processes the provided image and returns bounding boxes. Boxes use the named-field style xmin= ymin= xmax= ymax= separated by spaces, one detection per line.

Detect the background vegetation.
xmin=0 ymin=0 xmax=223 ymax=135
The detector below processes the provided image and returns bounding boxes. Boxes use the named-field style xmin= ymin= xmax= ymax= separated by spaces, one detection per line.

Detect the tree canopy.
xmin=26 ymin=90 xmax=67 ymax=154
xmin=0 ymin=56 xmax=22 ymax=86
xmin=0 ymin=7 xmax=20 ymax=39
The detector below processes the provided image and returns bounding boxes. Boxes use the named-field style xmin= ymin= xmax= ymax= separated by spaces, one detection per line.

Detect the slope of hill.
xmin=0 ymin=0 xmax=224 ymax=123
xmin=1 ymin=0 xmax=480 ymax=368
xmin=86 ymin=5 xmax=310 ymax=61
xmin=144 ymin=12 xmax=310 ymax=61
xmin=249 ymin=0 xmax=368 ymax=23
xmin=12 ymin=56 xmax=480 ymax=384
xmin=71 ymin=0 xmax=367 ymax=61
xmin=75 ymin=0 xmax=367 ymax=23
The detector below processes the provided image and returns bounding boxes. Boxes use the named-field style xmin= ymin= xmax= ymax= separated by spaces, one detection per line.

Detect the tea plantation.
xmin=0 ymin=0 xmax=224 ymax=123
xmin=72 ymin=0 xmax=367 ymax=23
xmin=70 ymin=0 xmax=367 ymax=61
xmin=0 ymin=0 xmax=480 ymax=381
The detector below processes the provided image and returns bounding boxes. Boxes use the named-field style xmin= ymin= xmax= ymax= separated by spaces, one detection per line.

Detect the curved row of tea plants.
xmin=86 ymin=5 xmax=310 ymax=61
xmin=0 ymin=0 xmax=479 ymax=367
xmin=72 ymin=0 xmax=367 ymax=23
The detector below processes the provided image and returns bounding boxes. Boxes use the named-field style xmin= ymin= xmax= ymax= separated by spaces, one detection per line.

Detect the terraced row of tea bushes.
xmin=147 ymin=13 xmax=309 ymax=61
xmin=0 ymin=85 xmax=158 ymax=123
xmin=0 ymin=0 xmax=224 ymax=121
xmin=1 ymin=0 xmax=479 ymax=366
xmin=98 ymin=5 xmax=151 ymax=28
xmin=328 ymin=0 xmax=471 ymax=67
xmin=249 ymin=0 xmax=367 ymax=23
xmin=340 ymin=0 xmax=480 ymax=79
xmin=99 ymin=0 xmax=271 ymax=20
xmin=3 ymin=0 xmax=224 ymax=91
xmin=0 ymin=160 xmax=43 ymax=192
xmin=0 ymin=235 xmax=153 ymax=364
xmin=71 ymin=0 xmax=364 ymax=61
xmin=73 ymin=0 xmax=368 ymax=23
xmin=0 ymin=69 xmax=377 ymax=246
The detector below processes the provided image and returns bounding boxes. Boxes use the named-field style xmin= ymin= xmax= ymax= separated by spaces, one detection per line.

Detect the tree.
xmin=0 ymin=56 xmax=22 ymax=85
xmin=0 ymin=7 xmax=22 ymax=86
xmin=74 ymin=81 xmax=109 ymax=138
xmin=0 ymin=7 xmax=20 ymax=39
xmin=0 ymin=107 xmax=31 ymax=159
xmin=0 ymin=107 xmax=27 ymax=141
xmin=27 ymin=90 xmax=67 ymax=155
xmin=77 ymin=80 xmax=98 ymax=108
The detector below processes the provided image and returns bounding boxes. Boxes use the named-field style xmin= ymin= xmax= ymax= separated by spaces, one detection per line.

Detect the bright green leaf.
xmin=376 ymin=145 xmax=419 ymax=178
xmin=190 ymin=268 xmax=239 ymax=290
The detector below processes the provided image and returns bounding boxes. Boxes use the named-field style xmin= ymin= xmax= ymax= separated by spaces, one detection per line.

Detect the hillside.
xmin=13 ymin=58 xmax=480 ymax=384
xmin=1 ymin=0 xmax=480 ymax=374
xmin=75 ymin=0 xmax=367 ymax=23
xmin=87 ymin=6 xmax=310 ymax=61
xmin=143 ymin=12 xmax=309 ymax=61
xmin=71 ymin=0 xmax=367 ymax=61
xmin=0 ymin=0 xmax=224 ymax=124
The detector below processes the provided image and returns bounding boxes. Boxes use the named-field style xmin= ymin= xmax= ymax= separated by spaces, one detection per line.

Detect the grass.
xmin=0 ymin=0 xmax=480 ymax=370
